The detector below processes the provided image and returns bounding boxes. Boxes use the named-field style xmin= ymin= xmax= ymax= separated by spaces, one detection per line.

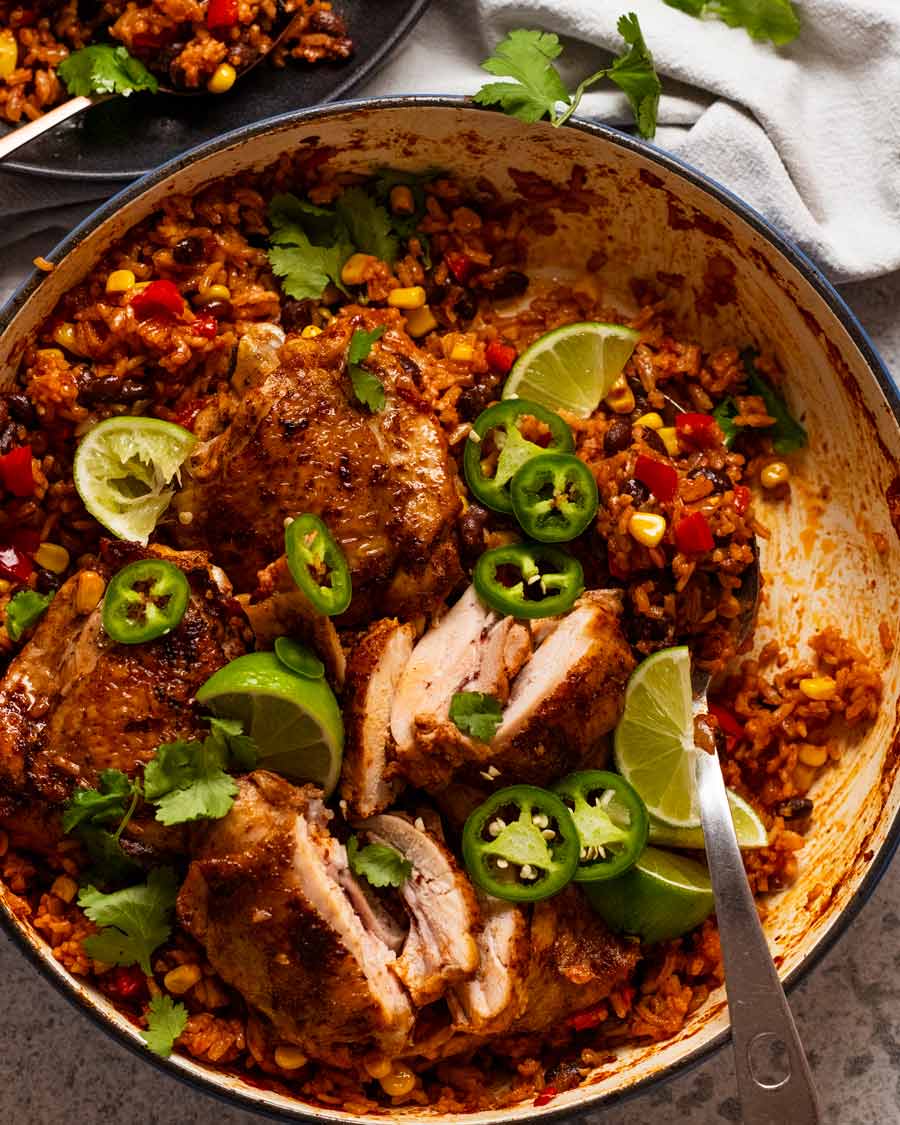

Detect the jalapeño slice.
xmin=463 ymin=399 xmax=574 ymax=514
xmin=101 ymin=559 xmax=190 ymax=645
xmin=473 ymin=543 xmax=584 ymax=619
xmin=553 ymin=771 xmax=649 ymax=882
xmin=285 ymin=513 xmax=352 ymax=616
xmin=510 ymin=452 xmax=599 ymax=543
xmin=462 ymin=785 xmax=579 ymax=902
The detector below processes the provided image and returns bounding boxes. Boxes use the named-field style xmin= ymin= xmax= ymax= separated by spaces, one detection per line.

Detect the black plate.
xmin=0 ymin=0 xmax=430 ymax=181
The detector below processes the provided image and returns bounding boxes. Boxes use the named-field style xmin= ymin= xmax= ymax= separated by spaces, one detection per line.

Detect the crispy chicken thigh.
xmin=0 ymin=541 xmax=249 ymax=805
xmin=174 ymin=311 xmax=462 ymax=619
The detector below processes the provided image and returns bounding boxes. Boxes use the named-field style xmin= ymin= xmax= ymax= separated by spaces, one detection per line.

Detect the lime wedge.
xmin=73 ymin=416 xmax=195 ymax=544
xmin=502 ymin=322 xmax=639 ymax=419
xmin=584 ymin=846 xmax=714 ymax=945
xmin=197 ymin=652 xmax=343 ymax=797
xmin=649 ymin=790 xmax=769 ymax=850
xmin=613 ymin=646 xmax=700 ymax=827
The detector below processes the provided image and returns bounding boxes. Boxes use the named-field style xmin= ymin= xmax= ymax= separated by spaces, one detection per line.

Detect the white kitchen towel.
xmin=2 ymin=0 xmax=899 ymax=304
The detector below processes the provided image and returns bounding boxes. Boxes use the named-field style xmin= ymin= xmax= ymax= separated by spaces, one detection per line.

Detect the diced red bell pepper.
xmin=674 ymin=511 xmax=715 ymax=554
xmin=103 ymin=964 xmax=148 ymax=1003
xmin=709 ymin=701 xmax=744 ymax=741
xmin=0 ymin=445 xmax=34 ymax=497
xmin=207 ymin=0 xmax=239 ymax=28
xmin=445 ymin=251 xmax=475 ymax=285
xmin=192 ymin=313 xmax=219 ymax=339
xmin=570 ymin=1005 xmax=606 ymax=1031
xmin=533 ymin=1086 xmax=558 ymax=1108
xmin=0 ymin=544 xmax=33 ymax=582
xmin=485 ymin=339 xmax=517 ymax=376
xmin=634 ymin=454 xmax=678 ymax=503
xmin=733 ymin=484 xmax=751 ymax=515
xmin=130 ymin=280 xmax=184 ymax=321
xmin=675 ymin=412 xmax=718 ymax=449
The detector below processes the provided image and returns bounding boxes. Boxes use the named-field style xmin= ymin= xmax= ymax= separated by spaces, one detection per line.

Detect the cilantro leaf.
xmin=742 ymin=350 xmax=807 ymax=453
xmin=348 ymin=326 xmax=387 ymax=413
xmin=475 ymin=16 xmax=660 ymax=139
xmin=712 ymin=396 xmax=741 ymax=449
xmin=663 ymin=0 xmax=800 ymax=45
xmin=61 ymin=770 xmax=142 ymax=886
xmin=269 ymin=193 xmax=340 ymax=247
xmin=207 ymin=716 xmax=257 ymax=771
xmin=336 ymin=187 xmax=398 ymax=263
xmin=58 ymin=44 xmax=158 ymax=98
xmin=143 ymin=736 xmax=237 ymax=826
xmin=141 ymin=993 xmax=188 ymax=1058
xmin=449 ymin=692 xmax=504 ymax=742
xmin=78 ymin=825 xmax=144 ymax=887
xmin=62 ymin=769 xmax=134 ymax=834
xmin=606 ymin=14 xmax=661 ymax=140
xmin=347 ymin=836 xmax=411 ymax=889
xmin=268 ymin=240 xmax=350 ymax=303
xmin=474 ymin=30 xmax=570 ymax=124
xmin=79 ymin=867 xmax=177 ymax=975
xmin=5 ymin=589 xmax=53 ymax=642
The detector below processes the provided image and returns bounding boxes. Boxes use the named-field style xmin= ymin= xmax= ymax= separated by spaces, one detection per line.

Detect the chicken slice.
xmin=341 ymin=620 xmax=415 ymax=817
xmin=178 ymin=771 xmax=414 ymax=1065
xmin=359 ymin=813 xmax=480 ymax=1007
xmin=390 ymin=588 xmax=635 ymax=792
xmin=244 ymin=555 xmax=346 ymax=689
xmin=0 ymin=541 xmax=250 ymax=804
xmin=174 ymin=309 xmax=462 ymax=619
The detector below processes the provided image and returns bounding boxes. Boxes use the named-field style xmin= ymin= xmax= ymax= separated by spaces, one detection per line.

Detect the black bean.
xmin=198 ymin=298 xmax=232 ymax=320
xmin=688 ymin=466 xmax=730 ymax=493
xmin=486 ymin=270 xmax=529 ymax=300
xmin=454 ymin=293 xmax=477 ymax=323
xmin=35 ymin=568 xmax=61 ymax=595
xmin=7 ymin=393 xmax=36 ymax=427
xmin=118 ymin=379 xmax=148 ymax=403
xmin=457 ymin=378 xmax=499 ymax=422
xmin=79 ymin=374 xmax=126 ymax=404
xmin=638 ymin=426 xmax=667 ymax=456
xmin=603 ymin=418 xmax=632 ymax=455
xmin=309 ymin=7 xmax=347 ymax=34
xmin=458 ymin=504 xmax=491 ymax=565
xmin=774 ymin=797 xmax=813 ymax=821
xmin=172 ymin=236 xmax=203 ymax=265
xmin=0 ymin=422 xmax=15 ymax=454
xmin=621 ymin=478 xmax=649 ymax=505
xmin=281 ymin=298 xmax=315 ymax=333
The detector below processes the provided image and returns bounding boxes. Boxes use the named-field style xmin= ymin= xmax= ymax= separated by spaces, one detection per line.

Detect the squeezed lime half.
xmin=648 ymin=789 xmax=769 ymax=850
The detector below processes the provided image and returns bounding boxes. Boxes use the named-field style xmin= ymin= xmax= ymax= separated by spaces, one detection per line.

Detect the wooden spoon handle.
xmin=0 ymin=96 xmax=98 ymax=162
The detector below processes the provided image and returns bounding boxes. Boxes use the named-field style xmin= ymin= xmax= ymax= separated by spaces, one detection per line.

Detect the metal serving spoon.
xmin=692 ymin=548 xmax=821 ymax=1124
xmin=0 ymin=11 xmax=295 ymax=163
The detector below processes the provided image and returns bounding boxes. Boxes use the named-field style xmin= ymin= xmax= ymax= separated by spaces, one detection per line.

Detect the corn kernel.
xmin=105 ymin=269 xmax=136 ymax=295
xmin=388 ymin=286 xmax=427 ymax=310
xmin=379 ymin=1065 xmax=417 ymax=1098
xmin=404 ymin=305 xmax=438 ymax=337
xmin=207 ymin=62 xmax=236 ymax=94
xmin=33 ymin=542 xmax=70 ymax=574
xmin=0 ymin=29 xmax=17 ymax=81
xmin=0 ymin=579 xmax=10 ymax=595
xmin=36 ymin=348 xmax=64 ymax=362
xmin=799 ymin=676 xmax=837 ymax=701
xmin=51 ymin=874 xmax=78 ymax=903
xmin=340 ymin=253 xmax=376 ymax=286
xmin=634 ymin=412 xmax=663 ymax=430
xmin=52 ymin=323 xmax=80 ymax=354
xmin=658 ymin=426 xmax=679 ymax=456
xmin=274 ymin=1045 xmax=309 ymax=1071
xmin=300 ymin=325 xmax=322 ymax=338
xmin=163 ymin=963 xmax=203 ymax=995
xmin=131 ymin=281 xmax=151 ymax=294
xmin=628 ymin=512 xmax=667 ymax=548
xmin=364 ymin=1054 xmax=393 ymax=1079
xmin=201 ymin=283 xmax=231 ymax=302
xmin=74 ymin=570 xmax=106 ymax=614
xmin=389 ymin=185 xmax=415 ymax=215
xmin=450 ymin=342 xmax=475 ymax=363
xmin=798 ymin=744 xmax=829 ymax=767
xmin=794 ymin=764 xmax=816 ymax=791
xmin=604 ymin=376 xmax=635 ymax=415
xmin=760 ymin=461 xmax=790 ymax=489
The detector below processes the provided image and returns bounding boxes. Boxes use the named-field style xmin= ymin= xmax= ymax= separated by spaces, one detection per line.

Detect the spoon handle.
xmin=0 ymin=96 xmax=98 ymax=162
xmin=695 ymin=747 xmax=822 ymax=1125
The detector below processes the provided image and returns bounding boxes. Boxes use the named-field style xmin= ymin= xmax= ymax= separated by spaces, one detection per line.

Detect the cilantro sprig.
xmin=711 ymin=350 xmax=806 ymax=454
xmin=5 ymin=589 xmax=53 ymax=642
xmin=142 ymin=993 xmax=188 ymax=1058
xmin=449 ymin=691 xmax=503 ymax=742
xmin=79 ymin=867 xmax=178 ymax=975
xmin=58 ymin=44 xmax=158 ymax=98
xmin=347 ymin=836 xmax=411 ymax=889
xmin=663 ymin=0 xmax=800 ymax=46
xmin=474 ymin=14 xmax=661 ymax=139
xmin=347 ymin=326 xmax=387 ymax=412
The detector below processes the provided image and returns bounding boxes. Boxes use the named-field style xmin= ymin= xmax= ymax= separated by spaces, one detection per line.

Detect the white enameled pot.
xmin=2 ymin=99 xmax=899 ymax=1124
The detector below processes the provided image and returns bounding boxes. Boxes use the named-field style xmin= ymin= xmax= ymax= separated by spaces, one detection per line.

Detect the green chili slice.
xmin=462 ymin=784 xmax=580 ymax=902
xmin=285 ymin=513 xmax=352 ymax=616
xmin=510 ymin=452 xmax=599 ymax=543
xmin=101 ymin=559 xmax=190 ymax=645
xmin=553 ymin=771 xmax=649 ymax=882
xmin=473 ymin=543 xmax=584 ymax=619
xmin=463 ymin=399 xmax=574 ymax=514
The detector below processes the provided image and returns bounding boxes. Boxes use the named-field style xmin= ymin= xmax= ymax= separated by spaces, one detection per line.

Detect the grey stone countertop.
xmin=1 ymin=273 xmax=898 ymax=1124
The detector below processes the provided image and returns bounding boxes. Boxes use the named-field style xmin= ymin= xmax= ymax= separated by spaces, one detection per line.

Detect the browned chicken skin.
xmin=0 ymin=541 xmax=250 ymax=805
xmin=174 ymin=311 xmax=463 ymax=620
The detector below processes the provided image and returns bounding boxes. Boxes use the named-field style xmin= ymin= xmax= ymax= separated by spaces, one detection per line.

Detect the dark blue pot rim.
xmin=1 ymin=96 xmax=898 ymax=1123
